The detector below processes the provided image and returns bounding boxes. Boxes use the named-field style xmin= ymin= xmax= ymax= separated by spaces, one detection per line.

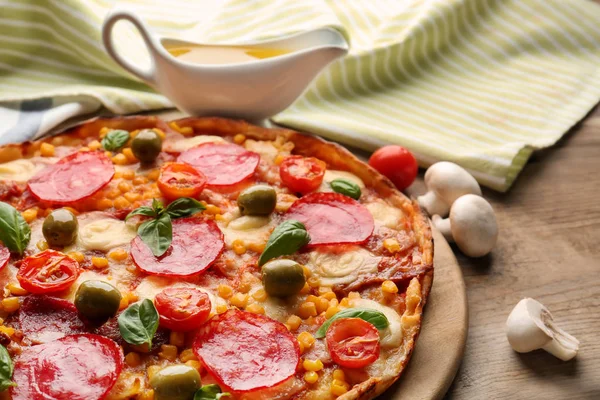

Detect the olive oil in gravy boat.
xmin=102 ymin=10 xmax=349 ymax=121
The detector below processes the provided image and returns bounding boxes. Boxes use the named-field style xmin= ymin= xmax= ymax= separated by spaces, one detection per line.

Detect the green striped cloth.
xmin=2 ymin=0 xmax=600 ymax=191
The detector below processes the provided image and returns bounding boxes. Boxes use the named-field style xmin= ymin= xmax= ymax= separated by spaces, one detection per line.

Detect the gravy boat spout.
xmin=102 ymin=10 xmax=349 ymax=120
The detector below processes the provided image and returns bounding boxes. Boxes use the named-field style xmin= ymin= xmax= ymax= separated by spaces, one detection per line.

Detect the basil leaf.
xmin=330 ymin=179 xmax=361 ymax=200
xmin=126 ymin=206 xmax=156 ymax=220
xmin=194 ymin=384 xmax=231 ymax=400
xmin=101 ymin=130 xmax=130 ymax=151
xmin=138 ymin=212 xmax=172 ymax=257
xmin=152 ymin=198 xmax=164 ymax=213
xmin=0 ymin=344 xmax=15 ymax=391
xmin=258 ymin=220 xmax=310 ymax=266
xmin=118 ymin=299 xmax=159 ymax=347
xmin=0 ymin=201 xmax=31 ymax=255
xmin=315 ymin=308 xmax=389 ymax=339
xmin=165 ymin=197 xmax=205 ymax=219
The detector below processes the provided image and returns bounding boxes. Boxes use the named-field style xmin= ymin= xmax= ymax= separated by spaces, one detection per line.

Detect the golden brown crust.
xmin=1 ymin=116 xmax=433 ymax=400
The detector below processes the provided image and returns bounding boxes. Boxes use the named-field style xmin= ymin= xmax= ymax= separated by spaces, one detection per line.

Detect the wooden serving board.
xmin=383 ymin=228 xmax=468 ymax=400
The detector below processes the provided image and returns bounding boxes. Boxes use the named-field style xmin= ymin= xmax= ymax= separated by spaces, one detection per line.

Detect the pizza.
xmin=0 ymin=117 xmax=433 ymax=400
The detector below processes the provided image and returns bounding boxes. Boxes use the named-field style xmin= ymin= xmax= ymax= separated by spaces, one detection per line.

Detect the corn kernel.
xmin=125 ymin=192 xmax=141 ymax=203
xmin=104 ymin=150 xmax=112 ymax=158
xmin=158 ymin=344 xmax=178 ymax=361
xmin=339 ymin=298 xmax=351 ymax=308
xmin=252 ymin=289 xmax=268 ymax=302
xmin=246 ymin=242 xmax=266 ymax=253
xmin=114 ymin=196 xmax=131 ymax=209
xmin=40 ymin=143 xmax=55 ymax=157
xmin=204 ymin=204 xmax=222 ymax=215
xmin=307 ymin=276 xmax=320 ymax=287
xmin=51 ymin=136 xmax=65 ymax=146
xmin=36 ymin=240 xmax=49 ymax=251
xmin=112 ymin=153 xmax=128 ymax=165
xmin=382 ymin=280 xmax=399 ymax=294
xmin=109 ymin=249 xmax=128 ymax=261
xmin=301 ymin=265 xmax=312 ymax=278
xmin=169 ymin=121 xmax=194 ymax=136
xmin=2 ymin=297 xmax=20 ymax=313
xmin=125 ymin=352 xmax=142 ymax=367
xmin=245 ymin=303 xmax=265 ymax=314
xmin=99 ymin=127 xmax=110 ymax=138
xmin=185 ymin=360 xmax=202 ymax=372
xmin=133 ymin=176 xmax=148 ymax=186
xmin=68 ymin=251 xmax=85 ymax=263
xmin=153 ymin=128 xmax=166 ymax=140
xmin=298 ymin=331 xmax=315 ymax=350
xmin=7 ymin=282 xmax=27 ymax=296
xmin=383 ymin=238 xmax=401 ymax=253
xmin=147 ymin=365 xmax=161 ymax=381
xmin=21 ymin=208 xmax=38 ymax=223
xmin=304 ymin=371 xmax=319 ymax=384
xmin=298 ymin=302 xmax=318 ymax=319
xmin=217 ymin=284 xmax=234 ymax=299
xmin=331 ymin=380 xmax=350 ymax=396
xmin=299 ymin=283 xmax=311 ymax=294
xmin=91 ymin=257 xmax=109 ymax=269
xmin=232 ymin=239 xmax=246 ymax=255
xmin=169 ymin=331 xmax=185 ymax=347
xmin=216 ymin=304 xmax=228 ymax=314
xmin=348 ymin=291 xmax=361 ymax=299
xmin=106 ymin=188 xmax=121 ymax=199
xmin=79 ymin=146 xmax=90 ymax=152
xmin=302 ymin=358 xmax=324 ymax=372
xmin=333 ymin=369 xmax=345 ymax=381
xmin=230 ymin=293 xmax=248 ymax=308
xmin=122 ymin=169 xmax=135 ymax=180
xmin=318 ymin=286 xmax=332 ymax=295
xmin=118 ymin=181 xmax=132 ymax=193
xmin=88 ymin=140 xmax=102 ymax=151
xmin=308 ymin=295 xmax=329 ymax=314
xmin=97 ymin=198 xmax=113 ymax=210
xmin=233 ymin=134 xmax=246 ymax=144
xmin=274 ymin=154 xmax=285 ymax=165
xmin=147 ymin=169 xmax=160 ymax=181
xmin=180 ymin=349 xmax=198 ymax=363
xmin=326 ymin=306 xmax=341 ymax=319
xmin=286 ymin=315 xmax=302 ymax=331
xmin=0 ymin=326 xmax=15 ymax=336
xmin=321 ymin=291 xmax=337 ymax=301
xmin=122 ymin=147 xmax=137 ymax=163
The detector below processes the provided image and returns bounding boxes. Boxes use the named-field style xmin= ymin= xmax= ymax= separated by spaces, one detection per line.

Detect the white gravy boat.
xmin=102 ymin=10 xmax=349 ymax=120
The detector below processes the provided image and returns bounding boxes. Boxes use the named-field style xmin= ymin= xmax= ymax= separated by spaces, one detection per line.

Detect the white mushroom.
xmin=418 ymin=162 xmax=482 ymax=217
xmin=431 ymin=194 xmax=497 ymax=257
xmin=506 ymin=298 xmax=579 ymax=361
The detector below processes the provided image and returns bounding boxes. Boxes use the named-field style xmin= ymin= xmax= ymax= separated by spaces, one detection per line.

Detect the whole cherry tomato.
xmin=368 ymin=145 xmax=418 ymax=191
xmin=326 ymin=318 xmax=380 ymax=368
xmin=158 ymin=162 xmax=207 ymax=200
xmin=279 ymin=156 xmax=326 ymax=194
xmin=154 ymin=287 xmax=212 ymax=331
xmin=17 ymin=250 xmax=80 ymax=294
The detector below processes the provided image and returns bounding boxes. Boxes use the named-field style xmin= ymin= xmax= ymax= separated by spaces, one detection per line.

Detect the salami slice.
xmin=11 ymin=334 xmax=123 ymax=400
xmin=0 ymin=246 xmax=8 ymax=270
xmin=193 ymin=309 xmax=300 ymax=392
xmin=178 ymin=142 xmax=260 ymax=187
xmin=19 ymin=296 xmax=87 ymax=344
xmin=131 ymin=217 xmax=224 ymax=277
xmin=286 ymin=192 xmax=374 ymax=246
xmin=28 ymin=151 xmax=114 ymax=203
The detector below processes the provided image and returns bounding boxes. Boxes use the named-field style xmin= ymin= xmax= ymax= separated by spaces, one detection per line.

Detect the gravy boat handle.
xmin=102 ymin=9 xmax=158 ymax=85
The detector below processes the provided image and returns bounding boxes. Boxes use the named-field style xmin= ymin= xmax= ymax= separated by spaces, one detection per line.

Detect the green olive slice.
xmin=42 ymin=208 xmax=78 ymax=247
xmin=261 ymin=259 xmax=306 ymax=297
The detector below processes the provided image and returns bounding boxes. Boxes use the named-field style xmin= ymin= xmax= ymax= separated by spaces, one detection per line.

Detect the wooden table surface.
xmin=406 ymin=106 xmax=600 ymax=399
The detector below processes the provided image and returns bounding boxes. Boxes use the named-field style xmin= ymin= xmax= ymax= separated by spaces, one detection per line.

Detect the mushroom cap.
xmin=424 ymin=162 xmax=482 ymax=205
xmin=449 ymin=194 xmax=498 ymax=257
xmin=506 ymin=298 xmax=553 ymax=352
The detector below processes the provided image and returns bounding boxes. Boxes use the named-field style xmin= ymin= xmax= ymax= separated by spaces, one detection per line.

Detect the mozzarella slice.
xmin=219 ymin=215 xmax=274 ymax=247
xmin=366 ymin=200 xmax=404 ymax=229
xmin=305 ymin=247 xmax=380 ymax=286
xmin=0 ymin=159 xmax=49 ymax=182
xmin=350 ymin=298 xmax=403 ymax=348
xmin=166 ymin=135 xmax=226 ymax=153
xmin=78 ymin=218 xmax=137 ymax=252
xmin=318 ymin=170 xmax=365 ymax=192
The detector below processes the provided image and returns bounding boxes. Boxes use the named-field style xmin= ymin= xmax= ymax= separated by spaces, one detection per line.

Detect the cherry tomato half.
xmin=279 ymin=156 xmax=326 ymax=194
xmin=17 ymin=250 xmax=80 ymax=294
xmin=158 ymin=162 xmax=207 ymax=200
xmin=326 ymin=318 xmax=380 ymax=368
xmin=368 ymin=145 xmax=418 ymax=191
xmin=154 ymin=287 xmax=212 ymax=331
xmin=0 ymin=246 xmax=9 ymax=270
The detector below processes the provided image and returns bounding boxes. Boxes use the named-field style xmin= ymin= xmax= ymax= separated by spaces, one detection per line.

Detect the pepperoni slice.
xmin=11 ymin=334 xmax=123 ymax=400
xmin=0 ymin=246 xmax=9 ymax=270
xmin=131 ymin=217 xmax=224 ymax=277
xmin=193 ymin=309 xmax=300 ymax=392
xmin=286 ymin=192 xmax=374 ymax=246
xmin=19 ymin=296 xmax=87 ymax=344
xmin=177 ymin=143 xmax=260 ymax=187
xmin=28 ymin=151 xmax=114 ymax=203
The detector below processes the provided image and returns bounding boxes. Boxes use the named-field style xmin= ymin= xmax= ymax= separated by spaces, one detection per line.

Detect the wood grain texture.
xmin=408 ymin=106 xmax=600 ymax=400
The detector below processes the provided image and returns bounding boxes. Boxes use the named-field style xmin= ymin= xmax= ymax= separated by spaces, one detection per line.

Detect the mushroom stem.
xmin=418 ymin=191 xmax=450 ymax=217
xmin=541 ymin=315 xmax=580 ymax=361
xmin=431 ymin=215 xmax=453 ymax=243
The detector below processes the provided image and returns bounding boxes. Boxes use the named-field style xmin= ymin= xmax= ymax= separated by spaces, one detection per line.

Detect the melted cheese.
xmin=318 ymin=169 xmax=365 ymax=192
xmin=366 ymin=200 xmax=403 ymax=229
xmin=167 ymin=135 xmax=226 ymax=152
xmin=350 ymin=298 xmax=403 ymax=348
xmin=0 ymin=159 xmax=47 ymax=182
xmin=134 ymin=276 xmax=224 ymax=314
xmin=244 ymin=139 xmax=278 ymax=162
xmin=77 ymin=218 xmax=137 ymax=252
xmin=305 ymin=246 xmax=380 ymax=287
xmin=219 ymin=215 xmax=274 ymax=247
